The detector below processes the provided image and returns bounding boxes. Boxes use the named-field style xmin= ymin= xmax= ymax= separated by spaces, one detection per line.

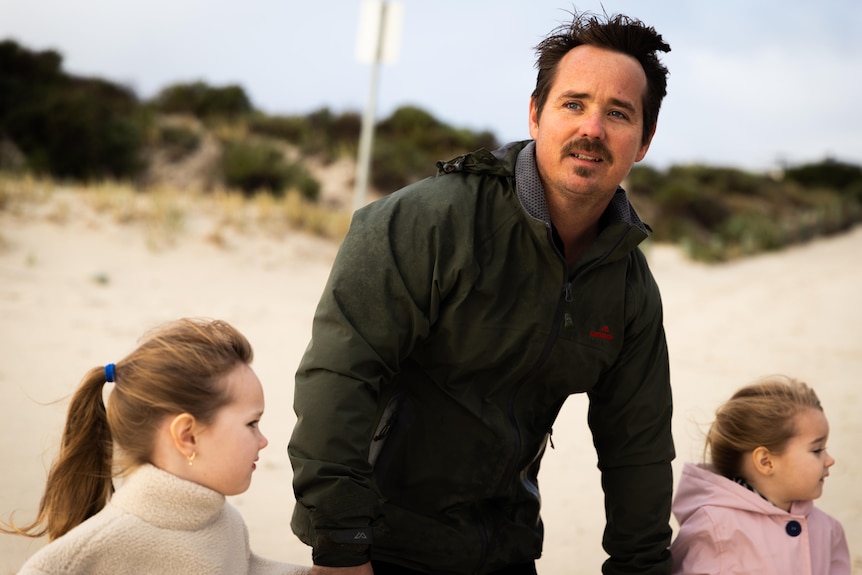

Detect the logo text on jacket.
xmin=589 ymin=326 xmax=614 ymax=340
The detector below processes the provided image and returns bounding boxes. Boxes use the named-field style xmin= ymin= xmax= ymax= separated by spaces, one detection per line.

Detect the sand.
xmin=1 ymin=192 xmax=859 ymax=574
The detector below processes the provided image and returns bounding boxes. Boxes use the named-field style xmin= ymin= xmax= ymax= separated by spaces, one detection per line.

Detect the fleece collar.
xmin=110 ymin=464 xmax=225 ymax=531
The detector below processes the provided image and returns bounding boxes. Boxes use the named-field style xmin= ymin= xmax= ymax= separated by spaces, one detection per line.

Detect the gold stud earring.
xmin=188 ymin=452 xmax=196 ymax=466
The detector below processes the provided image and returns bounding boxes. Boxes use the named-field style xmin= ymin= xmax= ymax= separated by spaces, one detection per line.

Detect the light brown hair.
xmin=706 ymin=375 xmax=823 ymax=479
xmin=2 ymin=318 xmax=253 ymax=540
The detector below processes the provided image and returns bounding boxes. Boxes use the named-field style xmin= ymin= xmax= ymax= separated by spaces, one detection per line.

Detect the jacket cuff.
xmin=312 ymin=528 xmax=373 ymax=567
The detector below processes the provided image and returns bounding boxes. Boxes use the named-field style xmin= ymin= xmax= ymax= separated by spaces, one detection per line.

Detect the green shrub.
xmin=668 ymin=164 xmax=763 ymax=195
xmin=220 ymin=139 xmax=319 ymax=200
xmin=371 ymin=105 xmax=499 ymax=191
xmin=653 ymin=179 xmax=730 ymax=231
xmin=784 ymin=158 xmax=862 ymax=192
xmin=157 ymin=125 xmax=200 ymax=161
xmin=377 ymin=106 xmax=497 ymax=153
xmin=718 ymin=212 xmax=786 ymax=255
xmin=248 ymin=114 xmax=309 ymax=144
xmin=249 ymin=104 xmax=497 ymax=192
xmin=1 ymin=40 xmax=148 ymax=180
xmin=331 ymin=111 xmax=362 ymax=146
xmin=844 ymin=180 xmax=862 ymax=203
xmin=0 ymin=40 xmax=63 ymax=115
xmin=303 ymin=108 xmax=362 ymax=159
xmin=284 ymin=162 xmax=321 ymax=201
xmin=249 ymin=109 xmax=362 ymax=161
xmin=626 ymin=165 xmax=664 ymax=196
xmin=370 ymin=138 xmax=432 ymax=192
xmin=152 ymin=81 xmax=252 ymax=119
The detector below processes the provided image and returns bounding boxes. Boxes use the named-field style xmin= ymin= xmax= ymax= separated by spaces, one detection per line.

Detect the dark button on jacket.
xmin=786 ymin=520 xmax=802 ymax=537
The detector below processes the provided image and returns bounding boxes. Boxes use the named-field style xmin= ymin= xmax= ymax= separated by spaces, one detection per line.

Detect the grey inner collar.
xmin=515 ymin=141 xmax=550 ymax=223
xmin=514 ymin=140 xmax=649 ymax=234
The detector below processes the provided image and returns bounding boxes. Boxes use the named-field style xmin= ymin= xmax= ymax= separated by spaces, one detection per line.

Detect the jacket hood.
xmin=674 ymin=463 xmax=814 ymax=525
xmin=437 ymin=140 xmax=651 ymax=263
xmin=436 ymin=141 xmax=524 ymax=178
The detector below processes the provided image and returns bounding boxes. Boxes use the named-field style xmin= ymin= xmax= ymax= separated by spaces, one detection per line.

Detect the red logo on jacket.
xmin=589 ymin=325 xmax=614 ymax=340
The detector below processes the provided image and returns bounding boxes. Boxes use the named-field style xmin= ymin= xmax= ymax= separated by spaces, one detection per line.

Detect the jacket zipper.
xmin=487 ymin=223 xmax=637 ymax=570
xmin=494 ymin=224 xmax=634 ymax=494
xmin=494 ymin=224 xmax=570 ymax=496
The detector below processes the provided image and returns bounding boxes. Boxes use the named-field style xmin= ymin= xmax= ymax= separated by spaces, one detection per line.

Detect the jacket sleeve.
xmin=287 ymin=189 xmax=459 ymax=566
xmin=668 ymin=508 xmax=722 ymax=575
xmin=587 ymin=253 xmax=675 ymax=575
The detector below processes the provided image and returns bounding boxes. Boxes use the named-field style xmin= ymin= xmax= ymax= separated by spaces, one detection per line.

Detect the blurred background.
xmin=2 ymin=0 xmax=861 ymax=261
xmin=1 ymin=1 xmax=861 ymax=573
xmin=3 ymin=0 xmax=861 ymax=171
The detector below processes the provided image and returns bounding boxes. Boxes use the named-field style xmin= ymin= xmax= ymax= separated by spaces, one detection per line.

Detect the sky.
xmin=2 ymin=0 xmax=861 ymax=173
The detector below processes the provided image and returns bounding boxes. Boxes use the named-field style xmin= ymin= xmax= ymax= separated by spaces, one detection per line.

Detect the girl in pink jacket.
xmin=670 ymin=375 xmax=850 ymax=575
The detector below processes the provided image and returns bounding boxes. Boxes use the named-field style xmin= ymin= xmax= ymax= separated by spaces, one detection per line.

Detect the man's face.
xmin=529 ymin=44 xmax=653 ymax=205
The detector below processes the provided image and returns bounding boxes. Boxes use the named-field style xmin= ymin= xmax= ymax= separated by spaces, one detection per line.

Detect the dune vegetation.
xmin=2 ymin=38 xmax=861 ymax=262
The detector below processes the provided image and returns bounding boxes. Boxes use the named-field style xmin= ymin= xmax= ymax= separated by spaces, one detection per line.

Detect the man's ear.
xmin=169 ymin=413 xmax=197 ymax=458
xmin=529 ymin=96 xmax=540 ymax=140
xmin=750 ymin=446 xmax=775 ymax=476
xmin=635 ymin=123 xmax=657 ymax=163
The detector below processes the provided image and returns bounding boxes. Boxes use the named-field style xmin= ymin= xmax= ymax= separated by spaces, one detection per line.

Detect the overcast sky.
xmin=2 ymin=0 xmax=861 ymax=172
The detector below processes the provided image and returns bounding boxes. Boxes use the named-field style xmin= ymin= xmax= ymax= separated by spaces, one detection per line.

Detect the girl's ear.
xmin=751 ymin=446 xmax=775 ymax=476
xmin=169 ymin=413 xmax=197 ymax=459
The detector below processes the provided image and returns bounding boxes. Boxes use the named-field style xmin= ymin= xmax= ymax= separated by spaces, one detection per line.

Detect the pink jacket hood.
xmin=670 ymin=463 xmax=850 ymax=575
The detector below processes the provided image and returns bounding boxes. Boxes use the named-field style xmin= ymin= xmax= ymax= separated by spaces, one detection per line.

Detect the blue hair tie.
xmin=105 ymin=363 xmax=116 ymax=383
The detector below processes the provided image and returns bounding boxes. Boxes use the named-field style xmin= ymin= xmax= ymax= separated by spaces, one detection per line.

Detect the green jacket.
xmin=289 ymin=141 xmax=674 ymax=574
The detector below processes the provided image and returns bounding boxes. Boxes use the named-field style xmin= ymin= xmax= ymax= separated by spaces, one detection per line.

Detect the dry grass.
xmin=0 ymin=174 xmax=352 ymax=251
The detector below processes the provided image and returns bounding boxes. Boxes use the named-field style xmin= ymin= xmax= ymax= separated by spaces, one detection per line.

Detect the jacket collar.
xmin=677 ymin=463 xmax=815 ymax=521
xmin=110 ymin=464 xmax=225 ymax=530
xmin=514 ymin=140 xmax=650 ymax=235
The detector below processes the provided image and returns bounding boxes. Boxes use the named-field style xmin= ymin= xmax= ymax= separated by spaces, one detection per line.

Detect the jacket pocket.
xmin=368 ymin=392 xmax=401 ymax=467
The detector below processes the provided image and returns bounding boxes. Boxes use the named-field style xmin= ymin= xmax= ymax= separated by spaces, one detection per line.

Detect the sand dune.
xmin=1 ymin=193 xmax=859 ymax=574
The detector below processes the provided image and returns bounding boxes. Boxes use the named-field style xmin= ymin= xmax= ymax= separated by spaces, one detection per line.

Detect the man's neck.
xmin=546 ymin=194 xmax=603 ymax=266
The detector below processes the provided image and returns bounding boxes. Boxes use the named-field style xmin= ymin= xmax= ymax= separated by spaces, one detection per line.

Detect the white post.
xmin=353 ymin=1 xmax=402 ymax=211
xmin=353 ymin=1 xmax=386 ymax=212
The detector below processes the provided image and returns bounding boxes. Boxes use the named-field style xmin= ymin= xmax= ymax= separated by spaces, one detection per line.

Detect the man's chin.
xmin=572 ymin=165 xmax=599 ymax=178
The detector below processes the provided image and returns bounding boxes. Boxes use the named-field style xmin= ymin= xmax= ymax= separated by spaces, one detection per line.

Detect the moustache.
xmin=561 ymin=139 xmax=612 ymax=164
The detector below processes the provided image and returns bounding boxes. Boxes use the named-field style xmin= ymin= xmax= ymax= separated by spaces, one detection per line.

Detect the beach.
xmin=1 ymin=191 xmax=859 ymax=574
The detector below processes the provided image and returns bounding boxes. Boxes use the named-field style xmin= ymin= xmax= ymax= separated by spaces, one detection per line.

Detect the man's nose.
xmin=579 ymin=110 xmax=606 ymax=140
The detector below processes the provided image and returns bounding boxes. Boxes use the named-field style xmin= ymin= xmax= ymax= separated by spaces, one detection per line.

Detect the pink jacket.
xmin=670 ymin=463 xmax=850 ymax=575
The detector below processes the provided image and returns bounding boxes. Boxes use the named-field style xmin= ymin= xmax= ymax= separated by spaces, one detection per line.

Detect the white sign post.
xmin=354 ymin=0 xmax=403 ymax=211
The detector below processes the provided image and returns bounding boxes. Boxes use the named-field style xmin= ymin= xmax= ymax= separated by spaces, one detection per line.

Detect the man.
xmin=289 ymin=10 xmax=674 ymax=575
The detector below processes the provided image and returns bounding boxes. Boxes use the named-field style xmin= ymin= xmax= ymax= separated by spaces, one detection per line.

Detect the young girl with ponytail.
xmin=3 ymin=318 xmax=308 ymax=575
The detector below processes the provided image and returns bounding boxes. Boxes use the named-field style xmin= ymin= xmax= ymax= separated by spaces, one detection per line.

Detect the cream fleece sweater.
xmin=18 ymin=464 xmax=310 ymax=575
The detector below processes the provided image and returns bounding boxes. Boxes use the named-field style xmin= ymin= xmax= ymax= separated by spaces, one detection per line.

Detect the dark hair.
xmin=2 ymin=318 xmax=253 ymax=541
xmin=532 ymin=10 xmax=671 ymax=144
xmin=706 ymin=375 xmax=823 ymax=480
